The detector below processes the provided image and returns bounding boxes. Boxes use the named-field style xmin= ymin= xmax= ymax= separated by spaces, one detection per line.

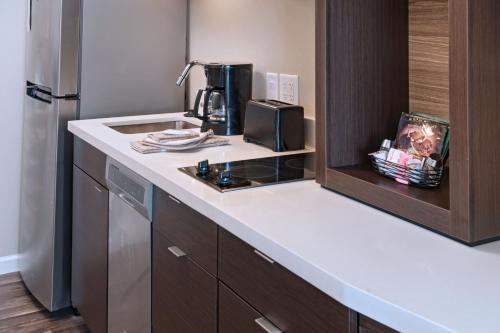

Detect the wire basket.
xmin=370 ymin=155 xmax=444 ymax=188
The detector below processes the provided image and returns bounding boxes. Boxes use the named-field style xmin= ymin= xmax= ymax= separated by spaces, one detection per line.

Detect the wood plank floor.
xmin=0 ymin=272 xmax=89 ymax=333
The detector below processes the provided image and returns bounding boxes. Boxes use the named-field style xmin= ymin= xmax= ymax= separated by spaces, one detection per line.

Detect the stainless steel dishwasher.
xmin=106 ymin=158 xmax=153 ymax=333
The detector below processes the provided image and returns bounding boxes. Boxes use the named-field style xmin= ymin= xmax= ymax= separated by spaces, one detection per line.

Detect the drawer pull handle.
xmin=254 ymin=250 xmax=275 ymax=264
xmin=94 ymin=186 xmax=102 ymax=193
xmin=168 ymin=195 xmax=181 ymax=204
xmin=255 ymin=317 xmax=283 ymax=333
xmin=168 ymin=246 xmax=187 ymax=258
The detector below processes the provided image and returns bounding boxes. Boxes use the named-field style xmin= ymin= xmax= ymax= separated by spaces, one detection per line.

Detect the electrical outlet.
xmin=279 ymin=74 xmax=299 ymax=105
xmin=266 ymin=72 xmax=279 ymax=100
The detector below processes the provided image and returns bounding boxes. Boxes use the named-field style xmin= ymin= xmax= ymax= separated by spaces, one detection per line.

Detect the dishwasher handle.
xmin=106 ymin=157 xmax=153 ymax=221
xmin=119 ymin=193 xmax=137 ymax=209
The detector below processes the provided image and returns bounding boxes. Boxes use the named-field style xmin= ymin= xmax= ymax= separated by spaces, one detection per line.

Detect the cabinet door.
xmin=73 ymin=137 xmax=107 ymax=186
xmin=219 ymin=228 xmax=350 ymax=333
xmin=152 ymin=230 xmax=217 ymax=333
xmin=71 ymin=166 xmax=108 ymax=333
xmin=153 ymin=188 xmax=218 ymax=276
xmin=219 ymin=282 xmax=265 ymax=333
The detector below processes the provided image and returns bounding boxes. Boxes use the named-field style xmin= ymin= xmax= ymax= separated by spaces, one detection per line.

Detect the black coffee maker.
xmin=176 ymin=61 xmax=253 ymax=136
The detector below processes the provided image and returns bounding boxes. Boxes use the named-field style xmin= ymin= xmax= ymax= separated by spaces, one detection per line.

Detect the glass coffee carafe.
xmin=206 ymin=89 xmax=226 ymax=122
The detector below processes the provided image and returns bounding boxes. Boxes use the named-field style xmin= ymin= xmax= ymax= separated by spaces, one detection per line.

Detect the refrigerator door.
xmin=19 ymin=89 xmax=77 ymax=311
xmin=79 ymin=0 xmax=187 ymax=119
xmin=25 ymin=0 xmax=80 ymax=96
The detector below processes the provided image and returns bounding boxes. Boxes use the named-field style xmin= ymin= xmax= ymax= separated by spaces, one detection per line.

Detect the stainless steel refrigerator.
xmin=19 ymin=0 xmax=187 ymax=311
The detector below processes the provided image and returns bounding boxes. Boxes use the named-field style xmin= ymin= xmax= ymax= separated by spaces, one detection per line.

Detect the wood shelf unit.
xmin=316 ymin=0 xmax=500 ymax=245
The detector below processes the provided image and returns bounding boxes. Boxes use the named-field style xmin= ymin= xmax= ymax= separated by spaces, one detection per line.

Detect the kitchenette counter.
xmin=69 ymin=113 xmax=500 ymax=333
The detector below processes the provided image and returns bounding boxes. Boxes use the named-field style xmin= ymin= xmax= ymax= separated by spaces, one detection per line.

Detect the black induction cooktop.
xmin=179 ymin=152 xmax=315 ymax=192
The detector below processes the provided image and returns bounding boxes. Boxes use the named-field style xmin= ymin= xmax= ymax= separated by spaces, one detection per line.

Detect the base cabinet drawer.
xmin=219 ymin=282 xmax=265 ymax=333
xmin=152 ymin=230 xmax=217 ymax=333
xmin=219 ymin=228 xmax=350 ymax=333
xmin=153 ymin=188 xmax=217 ymax=276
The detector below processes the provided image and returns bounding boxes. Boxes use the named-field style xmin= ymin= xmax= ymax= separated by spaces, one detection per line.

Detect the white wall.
xmin=0 ymin=0 xmax=26 ymax=259
xmin=188 ymin=0 xmax=315 ymax=119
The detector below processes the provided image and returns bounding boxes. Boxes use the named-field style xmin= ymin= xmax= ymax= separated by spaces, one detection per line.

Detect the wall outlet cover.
xmin=266 ymin=72 xmax=279 ymax=100
xmin=279 ymin=74 xmax=299 ymax=105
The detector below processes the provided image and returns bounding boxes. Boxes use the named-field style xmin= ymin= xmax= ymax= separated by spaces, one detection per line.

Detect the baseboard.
xmin=0 ymin=254 xmax=19 ymax=275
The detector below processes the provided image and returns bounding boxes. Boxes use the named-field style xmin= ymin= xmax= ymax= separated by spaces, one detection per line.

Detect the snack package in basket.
xmin=395 ymin=113 xmax=450 ymax=160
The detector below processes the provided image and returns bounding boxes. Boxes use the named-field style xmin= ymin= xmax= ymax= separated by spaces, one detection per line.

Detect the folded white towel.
xmin=131 ymin=129 xmax=230 ymax=154
xmin=146 ymin=130 xmax=212 ymax=147
xmin=147 ymin=129 xmax=199 ymax=143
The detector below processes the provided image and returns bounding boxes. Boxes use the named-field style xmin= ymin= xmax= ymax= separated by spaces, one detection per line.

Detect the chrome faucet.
xmin=176 ymin=60 xmax=206 ymax=86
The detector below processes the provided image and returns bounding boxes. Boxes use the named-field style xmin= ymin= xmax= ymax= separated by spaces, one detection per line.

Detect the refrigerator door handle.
xmin=27 ymin=84 xmax=52 ymax=104
xmin=28 ymin=0 xmax=32 ymax=31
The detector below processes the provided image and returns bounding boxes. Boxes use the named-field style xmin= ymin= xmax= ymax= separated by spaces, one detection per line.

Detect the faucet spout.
xmin=176 ymin=60 xmax=205 ymax=86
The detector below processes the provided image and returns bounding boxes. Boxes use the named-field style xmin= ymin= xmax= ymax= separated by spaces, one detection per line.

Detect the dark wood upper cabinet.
xmin=153 ymin=188 xmax=218 ymax=276
xmin=72 ymin=166 xmax=108 ymax=333
xmin=219 ymin=228 xmax=350 ymax=333
xmin=316 ymin=0 xmax=500 ymax=245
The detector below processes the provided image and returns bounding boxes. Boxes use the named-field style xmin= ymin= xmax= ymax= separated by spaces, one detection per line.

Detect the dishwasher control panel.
xmin=105 ymin=157 xmax=153 ymax=220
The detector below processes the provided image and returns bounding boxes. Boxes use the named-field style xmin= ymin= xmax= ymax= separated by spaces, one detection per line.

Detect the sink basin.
xmin=107 ymin=120 xmax=199 ymax=134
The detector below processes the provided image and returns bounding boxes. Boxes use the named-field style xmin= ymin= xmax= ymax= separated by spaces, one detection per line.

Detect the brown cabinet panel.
xmin=71 ymin=166 xmax=108 ymax=333
xmin=219 ymin=228 xmax=350 ymax=333
xmin=152 ymin=230 xmax=217 ymax=333
xmin=219 ymin=282 xmax=264 ymax=333
xmin=359 ymin=315 xmax=399 ymax=333
xmin=73 ymin=137 xmax=107 ymax=186
xmin=153 ymin=188 xmax=217 ymax=275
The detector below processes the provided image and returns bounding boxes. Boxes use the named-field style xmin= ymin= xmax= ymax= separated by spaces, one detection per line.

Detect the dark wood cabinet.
xmin=73 ymin=137 xmax=107 ymax=187
xmin=219 ymin=228 xmax=350 ymax=333
xmin=316 ymin=0 xmax=500 ymax=244
xmin=219 ymin=282 xmax=264 ymax=333
xmin=153 ymin=188 xmax=218 ymax=276
xmin=358 ymin=315 xmax=399 ymax=333
xmin=152 ymin=230 xmax=217 ymax=333
xmin=71 ymin=166 xmax=108 ymax=333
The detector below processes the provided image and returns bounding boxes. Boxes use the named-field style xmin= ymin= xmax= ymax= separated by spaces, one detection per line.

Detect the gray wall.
xmin=0 ymin=0 xmax=26 ymax=259
xmin=188 ymin=0 xmax=316 ymax=119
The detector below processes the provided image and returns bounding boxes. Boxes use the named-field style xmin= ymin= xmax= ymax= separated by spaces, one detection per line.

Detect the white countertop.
xmin=69 ymin=113 xmax=500 ymax=333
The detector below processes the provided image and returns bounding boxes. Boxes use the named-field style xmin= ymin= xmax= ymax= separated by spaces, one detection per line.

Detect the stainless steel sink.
xmin=108 ymin=120 xmax=199 ymax=134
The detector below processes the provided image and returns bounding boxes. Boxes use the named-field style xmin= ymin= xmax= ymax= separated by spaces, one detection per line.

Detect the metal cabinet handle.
xmin=168 ymin=195 xmax=181 ymax=204
xmin=94 ymin=186 xmax=103 ymax=193
xmin=254 ymin=250 xmax=275 ymax=264
xmin=168 ymin=246 xmax=187 ymax=258
xmin=255 ymin=317 xmax=283 ymax=333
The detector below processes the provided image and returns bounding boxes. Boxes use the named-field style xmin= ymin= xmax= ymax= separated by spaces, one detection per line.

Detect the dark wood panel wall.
xmin=449 ymin=0 xmax=471 ymax=240
xmin=409 ymin=0 xmax=450 ymax=120
xmin=450 ymin=0 xmax=500 ymax=242
xmin=325 ymin=0 xmax=409 ymax=168
xmin=467 ymin=0 xmax=500 ymax=241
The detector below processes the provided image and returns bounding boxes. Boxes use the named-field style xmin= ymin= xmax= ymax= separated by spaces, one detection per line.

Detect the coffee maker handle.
xmin=201 ymin=87 xmax=215 ymax=120
xmin=194 ymin=89 xmax=204 ymax=119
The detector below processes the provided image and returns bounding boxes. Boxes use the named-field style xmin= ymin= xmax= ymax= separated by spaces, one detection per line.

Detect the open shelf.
xmin=316 ymin=0 xmax=500 ymax=244
xmin=327 ymin=165 xmax=450 ymax=234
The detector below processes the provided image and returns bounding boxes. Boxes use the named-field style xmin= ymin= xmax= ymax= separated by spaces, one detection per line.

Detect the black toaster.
xmin=243 ymin=100 xmax=305 ymax=152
